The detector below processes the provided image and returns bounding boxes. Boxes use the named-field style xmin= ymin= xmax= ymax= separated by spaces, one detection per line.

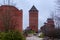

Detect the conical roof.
xmin=29 ymin=5 xmax=38 ymax=11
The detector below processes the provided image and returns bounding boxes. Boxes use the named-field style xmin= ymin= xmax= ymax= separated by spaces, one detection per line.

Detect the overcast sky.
xmin=0 ymin=0 xmax=56 ymax=30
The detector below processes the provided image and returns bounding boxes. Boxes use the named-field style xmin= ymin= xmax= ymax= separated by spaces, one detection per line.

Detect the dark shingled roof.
xmin=29 ymin=5 xmax=38 ymax=11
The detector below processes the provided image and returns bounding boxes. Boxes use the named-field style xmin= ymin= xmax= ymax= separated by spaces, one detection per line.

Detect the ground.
xmin=26 ymin=36 xmax=43 ymax=40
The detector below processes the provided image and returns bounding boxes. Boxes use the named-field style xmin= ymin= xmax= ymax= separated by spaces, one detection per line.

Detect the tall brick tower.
xmin=0 ymin=5 xmax=22 ymax=32
xmin=29 ymin=5 xmax=38 ymax=32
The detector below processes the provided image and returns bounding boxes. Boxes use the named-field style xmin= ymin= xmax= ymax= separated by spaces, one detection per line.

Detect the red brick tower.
xmin=0 ymin=5 xmax=22 ymax=32
xmin=29 ymin=5 xmax=38 ymax=32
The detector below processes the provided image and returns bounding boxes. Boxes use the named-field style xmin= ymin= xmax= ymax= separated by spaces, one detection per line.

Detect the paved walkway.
xmin=26 ymin=36 xmax=60 ymax=40
xmin=26 ymin=36 xmax=43 ymax=40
